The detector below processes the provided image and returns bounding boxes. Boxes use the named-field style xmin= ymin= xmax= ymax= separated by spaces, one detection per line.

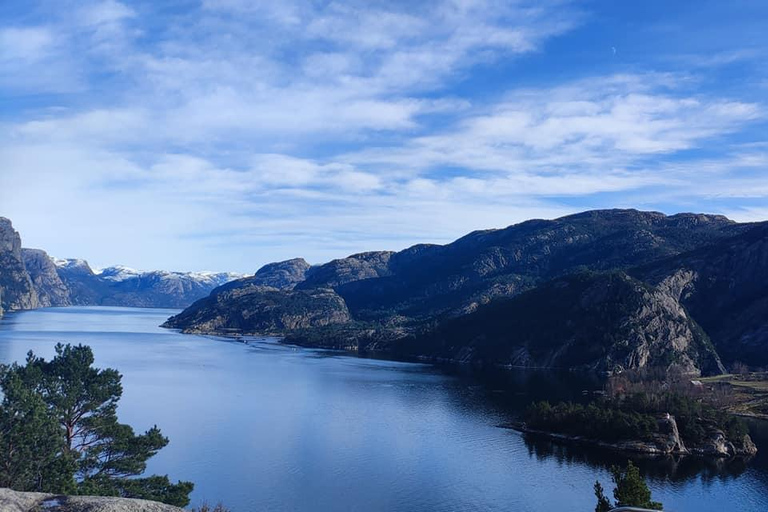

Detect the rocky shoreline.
xmin=503 ymin=415 xmax=758 ymax=458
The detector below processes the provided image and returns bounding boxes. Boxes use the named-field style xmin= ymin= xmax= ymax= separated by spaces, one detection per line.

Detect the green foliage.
xmin=594 ymin=461 xmax=663 ymax=511
xmin=611 ymin=461 xmax=663 ymax=510
xmin=79 ymin=474 xmax=194 ymax=508
xmin=524 ymin=400 xmax=658 ymax=442
xmin=525 ymin=391 xmax=749 ymax=448
xmin=191 ymin=503 xmax=232 ymax=512
xmin=0 ymin=367 xmax=75 ymax=492
xmin=0 ymin=343 xmax=193 ymax=506
xmin=593 ymin=481 xmax=612 ymax=512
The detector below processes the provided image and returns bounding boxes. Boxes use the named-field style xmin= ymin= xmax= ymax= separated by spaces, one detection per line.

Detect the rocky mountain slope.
xmin=0 ymin=217 xmax=243 ymax=314
xmin=0 ymin=218 xmax=39 ymax=316
xmin=392 ymin=272 xmax=725 ymax=375
xmin=165 ymin=209 xmax=763 ymax=375
xmin=635 ymin=223 xmax=768 ymax=367
xmin=22 ymin=249 xmax=71 ymax=307
xmin=55 ymin=260 xmax=243 ymax=308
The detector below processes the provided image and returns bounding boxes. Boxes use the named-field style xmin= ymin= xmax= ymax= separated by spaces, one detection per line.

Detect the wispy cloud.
xmin=0 ymin=0 xmax=766 ymax=272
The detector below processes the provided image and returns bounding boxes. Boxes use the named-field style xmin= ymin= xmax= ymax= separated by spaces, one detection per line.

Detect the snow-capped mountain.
xmin=52 ymin=259 xmax=247 ymax=308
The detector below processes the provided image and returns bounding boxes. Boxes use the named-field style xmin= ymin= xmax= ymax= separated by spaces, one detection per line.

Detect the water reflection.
xmin=0 ymin=307 xmax=767 ymax=512
xmin=522 ymin=434 xmax=751 ymax=482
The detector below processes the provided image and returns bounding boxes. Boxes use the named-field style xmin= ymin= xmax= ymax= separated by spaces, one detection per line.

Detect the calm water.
xmin=1 ymin=307 xmax=767 ymax=512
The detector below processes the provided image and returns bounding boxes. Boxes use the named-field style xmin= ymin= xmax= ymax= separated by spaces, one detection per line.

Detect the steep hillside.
xmin=336 ymin=209 xmax=739 ymax=319
xmin=0 ymin=217 xmax=243 ymax=314
xmin=56 ymin=260 xmax=244 ymax=308
xmin=0 ymin=218 xmax=38 ymax=315
xmin=163 ymin=285 xmax=351 ymax=334
xmin=636 ymin=223 xmax=768 ymax=367
xmin=167 ymin=210 xmax=743 ymax=356
xmin=22 ymin=249 xmax=71 ymax=307
xmin=393 ymin=272 xmax=725 ymax=376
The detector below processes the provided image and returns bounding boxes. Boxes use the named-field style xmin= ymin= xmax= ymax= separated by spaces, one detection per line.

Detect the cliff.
xmin=0 ymin=218 xmax=38 ymax=315
xmin=636 ymin=223 xmax=768 ymax=367
xmin=396 ymin=272 xmax=725 ymax=375
xmin=22 ymin=249 xmax=71 ymax=307
xmin=0 ymin=488 xmax=182 ymax=511
xmin=0 ymin=216 xmax=243 ymax=314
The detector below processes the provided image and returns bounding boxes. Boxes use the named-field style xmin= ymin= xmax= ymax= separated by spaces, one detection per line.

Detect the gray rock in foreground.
xmin=0 ymin=488 xmax=183 ymax=512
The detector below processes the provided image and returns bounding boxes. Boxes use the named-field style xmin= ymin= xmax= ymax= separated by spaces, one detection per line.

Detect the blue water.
xmin=0 ymin=306 xmax=767 ymax=512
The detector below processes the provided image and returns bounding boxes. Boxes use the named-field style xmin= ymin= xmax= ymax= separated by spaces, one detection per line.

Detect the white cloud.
xmin=1 ymin=1 xmax=767 ymax=272
xmin=81 ymin=0 xmax=135 ymax=26
xmin=0 ymin=27 xmax=54 ymax=61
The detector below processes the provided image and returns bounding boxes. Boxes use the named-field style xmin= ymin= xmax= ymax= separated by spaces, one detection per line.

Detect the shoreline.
xmin=501 ymin=422 xmax=757 ymax=459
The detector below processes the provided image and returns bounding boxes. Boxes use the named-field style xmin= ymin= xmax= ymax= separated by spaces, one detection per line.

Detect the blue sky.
xmin=1 ymin=0 xmax=767 ymax=273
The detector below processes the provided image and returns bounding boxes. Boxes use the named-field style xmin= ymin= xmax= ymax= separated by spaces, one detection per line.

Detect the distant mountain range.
xmin=163 ymin=209 xmax=768 ymax=375
xmin=0 ymin=217 xmax=244 ymax=315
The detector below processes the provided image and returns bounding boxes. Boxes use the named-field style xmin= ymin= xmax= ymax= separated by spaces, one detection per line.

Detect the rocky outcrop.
xmin=215 ymin=258 xmax=310 ymax=295
xmin=397 ymin=272 xmax=725 ymax=375
xmin=510 ymin=415 xmax=756 ymax=458
xmin=0 ymin=488 xmax=182 ymax=511
xmin=0 ymin=218 xmax=38 ymax=315
xmin=298 ymin=251 xmax=394 ymax=289
xmin=247 ymin=258 xmax=311 ymax=290
xmin=636 ymin=223 xmax=768 ymax=367
xmin=163 ymin=286 xmax=351 ymax=335
xmin=22 ymin=249 xmax=71 ymax=307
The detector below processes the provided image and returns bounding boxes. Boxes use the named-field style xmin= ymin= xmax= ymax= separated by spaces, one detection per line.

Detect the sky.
xmin=0 ymin=0 xmax=767 ymax=273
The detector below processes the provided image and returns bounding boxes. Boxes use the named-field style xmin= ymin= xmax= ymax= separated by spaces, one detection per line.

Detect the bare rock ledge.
xmin=0 ymin=488 xmax=183 ymax=512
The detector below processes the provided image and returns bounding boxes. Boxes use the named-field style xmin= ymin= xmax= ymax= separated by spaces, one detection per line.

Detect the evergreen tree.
xmin=594 ymin=461 xmax=664 ymax=511
xmin=0 ymin=344 xmax=193 ymax=507
xmin=593 ymin=481 xmax=612 ymax=512
xmin=611 ymin=460 xmax=663 ymax=510
xmin=0 ymin=365 xmax=75 ymax=492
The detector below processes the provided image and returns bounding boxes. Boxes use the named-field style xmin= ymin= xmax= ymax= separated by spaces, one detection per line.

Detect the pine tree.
xmin=0 ymin=366 xmax=75 ymax=492
xmin=593 ymin=481 xmax=612 ymax=512
xmin=0 ymin=344 xmax=193 ymax=507
xmin=611 ymin=460 xmax=663 ymax=510
xmin=594 ymin=460 xmax=664 ymax=511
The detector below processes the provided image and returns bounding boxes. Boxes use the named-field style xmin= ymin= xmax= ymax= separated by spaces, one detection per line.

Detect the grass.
xmin=700 ymin=372 xmax=768 ymax=419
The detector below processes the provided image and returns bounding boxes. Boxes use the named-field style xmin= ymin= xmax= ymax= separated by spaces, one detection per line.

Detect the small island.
xmin=508 ymin=370 xmax=758 ymax=458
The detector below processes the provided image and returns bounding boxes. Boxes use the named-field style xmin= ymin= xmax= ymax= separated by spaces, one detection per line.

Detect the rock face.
xmin=637 ymin=223 xmax=768 ymax=367
xmin=0 ymin=218 xmax=38 ymax=315
xmin=215 ymin=258 xmax=310 ymax=293
xmin=396 ymin=272 xmax=725 ymax=375
xmin=246 ymin=258 xmax=310 ymax=290
xmin=163 ymin=286 xmax=351 ymax=334
xmin=298 ymin=251 xmax=394 ymax=289
xmin=21 ymin=249 xmax=71 ymax=307
xmin=0 ymin=217 xmax=243 ymax=314
xmin=0 ymin=488 xmax=182 ymax=512
xmin=167 ymin=208 xmax=767 ymax=375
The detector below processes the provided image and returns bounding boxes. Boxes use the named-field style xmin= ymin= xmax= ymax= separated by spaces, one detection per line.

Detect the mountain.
xmin=0 ymin=217 xmax=39 ymax=316
xmin=634 ymin=223 xmax=768 ymax=367
xmin=165 ymin=209 xmax=761 ymax=375
xmin=392 ymin=271 xmax=725 ymax=375
xmin=55 ymin=260 xmax=245 ymax=308
xmin=22 ymin=249 xmax=71 ymax=307
xmin=0 ymin=217 xmax=244 ymax=314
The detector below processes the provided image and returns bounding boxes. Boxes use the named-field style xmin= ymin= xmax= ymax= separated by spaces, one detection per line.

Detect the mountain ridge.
xmin=0 ymin=217 xmax=244 ymax=314
xmin=164 ymin=209 xmax=764 ymax=375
